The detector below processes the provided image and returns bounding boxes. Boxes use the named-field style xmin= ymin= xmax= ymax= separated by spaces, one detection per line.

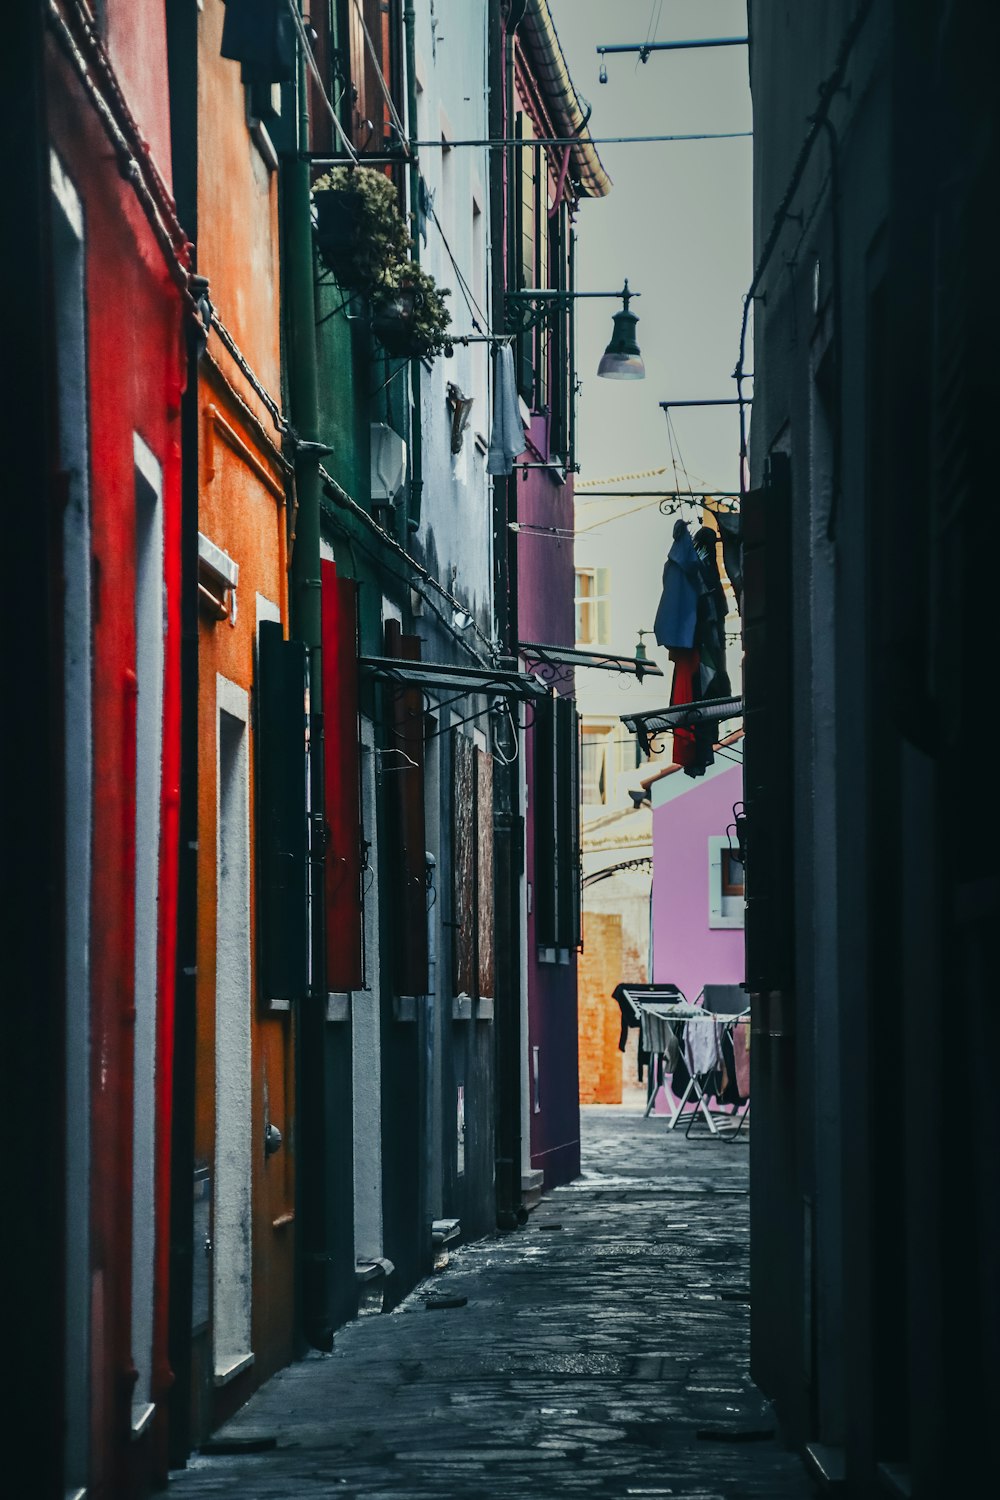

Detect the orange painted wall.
xmin=191 ymin=0 xmax=294 ymax=1438
xmin=578 ymin=913 xmax=626 ymax=1105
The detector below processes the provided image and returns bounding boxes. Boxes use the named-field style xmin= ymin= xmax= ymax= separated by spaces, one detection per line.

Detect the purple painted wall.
xmin=516 ymin=418 xmax=576 ymax=648
xmin=651 ymin=761 xmax=745 ymax=1004
xmin=519 ymin=425 xmax=580 ymax=1189
xmin=648 ymin=760 xmax=745 ymax=1117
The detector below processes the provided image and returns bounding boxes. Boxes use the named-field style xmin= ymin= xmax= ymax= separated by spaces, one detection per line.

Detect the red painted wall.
xmin=46 ymin=6 xmax=186 ymax=1492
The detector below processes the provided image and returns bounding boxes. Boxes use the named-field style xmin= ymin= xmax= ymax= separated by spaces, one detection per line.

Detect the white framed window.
xmin=708 ymin=835 xmax=745 ymax=929
xmin=574 ymin=567 xmax=611 ymax=645
xmin=581 ymin=725 xmax=610 ymax=806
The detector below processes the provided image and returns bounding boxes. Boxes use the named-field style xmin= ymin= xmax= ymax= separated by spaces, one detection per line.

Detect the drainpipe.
xmin=492 ymin=0 xmax=526 ymax=1232
xmin=285 ymin=11 xmax=332 ymax=1351
xmin=403 ymin=0 xmax=423 ymax=536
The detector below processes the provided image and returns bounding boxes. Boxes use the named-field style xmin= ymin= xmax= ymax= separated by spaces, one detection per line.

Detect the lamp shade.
xmin=597 ymin=303 xmax=645 ymax=380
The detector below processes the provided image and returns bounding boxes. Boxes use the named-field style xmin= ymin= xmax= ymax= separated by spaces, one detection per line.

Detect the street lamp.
xmin=503 ymin=282 xmax=644 ymax=381
xmin=597 ymin=282 xmax=644 ymax=381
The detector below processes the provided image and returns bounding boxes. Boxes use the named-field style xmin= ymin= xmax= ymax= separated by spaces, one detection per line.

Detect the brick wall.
xmin=578 ymin=912 xmax=626 ymax=1104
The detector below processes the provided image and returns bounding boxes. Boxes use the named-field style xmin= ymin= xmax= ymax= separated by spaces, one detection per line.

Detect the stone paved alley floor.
xmin=168 ymin=1106 xmax=818 ymax=1499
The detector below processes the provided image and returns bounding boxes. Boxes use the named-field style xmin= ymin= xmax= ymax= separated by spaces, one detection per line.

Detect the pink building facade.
xmin=645 ymin=744 xmax=745 ymax=1109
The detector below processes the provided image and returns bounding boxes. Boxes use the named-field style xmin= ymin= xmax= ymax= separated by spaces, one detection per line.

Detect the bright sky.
xmin=549 ymin=0 xmax=753 ymax=496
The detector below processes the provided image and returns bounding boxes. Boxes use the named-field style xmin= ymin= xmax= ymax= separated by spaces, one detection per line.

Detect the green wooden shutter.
xmin=256 ymin=620 xmax=309 ymax=1004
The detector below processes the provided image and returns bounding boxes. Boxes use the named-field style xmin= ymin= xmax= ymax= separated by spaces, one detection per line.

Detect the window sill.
xmin=249 ymin=118 xmax=278 ymax=173
xmin=326 ymin=992 xmax=350 ymax=1023
xmin=130 ymin=1402 xmax=156 ymax=1441
xmin=394 ymin=994 xmax=418 ymax=1023
xmin=452 ymin=993 xmax=473 ymax=1021
xmin=213 ymin=1351 xmax=255 ymax=1388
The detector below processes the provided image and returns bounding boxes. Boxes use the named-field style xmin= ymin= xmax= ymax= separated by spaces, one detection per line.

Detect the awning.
xmin=519 ymin=2 xmax=612 ymax=200
xmin=360 ymin=656 xmax=549 ymax=701
xmin=519 ymin=641 xmax=663 ymax=683
xmin=621 ymin=696 xmax=743 ymax=754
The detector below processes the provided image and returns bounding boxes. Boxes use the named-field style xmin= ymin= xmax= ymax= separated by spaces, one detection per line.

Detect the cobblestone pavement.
xmin=168 ymin=1106 xmax=818 ymax=1499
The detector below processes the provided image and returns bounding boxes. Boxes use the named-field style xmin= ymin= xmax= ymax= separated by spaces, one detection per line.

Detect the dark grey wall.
xmin=746 ymin=2 xmax=1000 ymax=1493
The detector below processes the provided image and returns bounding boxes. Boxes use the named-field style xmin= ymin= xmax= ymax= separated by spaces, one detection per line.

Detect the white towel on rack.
xmin=683 ymin=1013 xmax=722 ymax=1078
xmin=486 ymin=344 xmax=526 ymax=475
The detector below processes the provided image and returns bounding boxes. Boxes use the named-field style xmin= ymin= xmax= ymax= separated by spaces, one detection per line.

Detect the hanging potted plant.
xmin=371 ymin=261 xmax=453 ymax=360
xmin=312 ymin=165 xmax=410 ymax=292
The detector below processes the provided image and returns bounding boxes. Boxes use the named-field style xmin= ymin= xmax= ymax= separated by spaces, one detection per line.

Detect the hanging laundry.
xmin=653 ymin=520 xmax=734 ymax=777
xmin=653 ymin=518 xmax=705 ymax=649
xmin=717 ymin=510 xmax=743 ymax=613
xmin=668 ymin=647 xmax=698 ymax=768
xmin=733 ymin=1018 xmax=750 ymax=1100
xmin=686 ymin=526 xmax=733 ymax=778
xmin=486 ymin=344 xmax=526 ymax=475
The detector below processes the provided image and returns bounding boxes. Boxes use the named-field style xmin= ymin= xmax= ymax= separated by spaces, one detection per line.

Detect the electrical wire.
xmin=428 ymin=204 xmax=489 ymax=334
xmin=638 ymin=0 xmax=665 ymax=73
xmin=319 ymin=475 xmax=500 ymax=661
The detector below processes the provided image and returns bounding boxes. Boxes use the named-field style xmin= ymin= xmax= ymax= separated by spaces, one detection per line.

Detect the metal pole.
xmin=286 ymin=9 xmax=331 ymax=1352
xmin=403 ymin=0 xmax=423 ymax=534
xmin=660 ymin=398 xmax=749 ymax=407
xmin=597 ymin=37 xmax=748 ymax=56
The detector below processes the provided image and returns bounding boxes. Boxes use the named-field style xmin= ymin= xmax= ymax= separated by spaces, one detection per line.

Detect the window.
xmin=708 ymin=835 xmax=745 ymax=929
xmin=575 ymin=567 xmax=611 ymax=645
xmin=581 ymin=726 xmax=609 ymax=806
xmin=721 ymin=848 xmax=745 ymax=897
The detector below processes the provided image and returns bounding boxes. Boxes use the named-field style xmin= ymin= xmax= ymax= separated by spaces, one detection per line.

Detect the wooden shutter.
xmin=476 ymin=748 xmax=495 ymax=1000
xmin=515 ymin=112 xmax=536 ymax=402
xmin=256 ymin=620 xmax=309 ymax=1003
xmin=532 ymin=692 xmax=556 ymax=944
xmin=321 ymin=561 xmax=363 ymax=991
xmin=348 ymin=0 xmax=395 ymax=151
xmin=451 ymin=730 xmax=476 ymax=998
xmin=555 ymin=695 xmax=581 ymax=948
xmin=383 ymin=619 xmax=428 ymax=995
xmin=742 ymin=454 xmax=794 ymax=993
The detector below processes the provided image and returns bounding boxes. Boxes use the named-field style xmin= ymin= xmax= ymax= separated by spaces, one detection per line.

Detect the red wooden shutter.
xmin=321 ymin=560 xmax=363 ymax=991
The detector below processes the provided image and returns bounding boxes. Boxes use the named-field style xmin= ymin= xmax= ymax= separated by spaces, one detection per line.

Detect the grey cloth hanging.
xmin=486 ymin=345 xmax=526 ymax=476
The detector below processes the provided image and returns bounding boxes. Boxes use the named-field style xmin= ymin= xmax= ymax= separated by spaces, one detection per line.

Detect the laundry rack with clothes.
xmin=611 ymin=981 xmax=750 ymax=1135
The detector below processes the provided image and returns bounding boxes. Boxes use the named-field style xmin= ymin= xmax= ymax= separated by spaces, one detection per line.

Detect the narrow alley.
xmin=167 ymin=1108 xmax=816 ymax=1499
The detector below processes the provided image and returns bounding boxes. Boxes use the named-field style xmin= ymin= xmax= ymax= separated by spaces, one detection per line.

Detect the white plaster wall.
xmin=410 ymin=1 xmax=494 ymax=635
